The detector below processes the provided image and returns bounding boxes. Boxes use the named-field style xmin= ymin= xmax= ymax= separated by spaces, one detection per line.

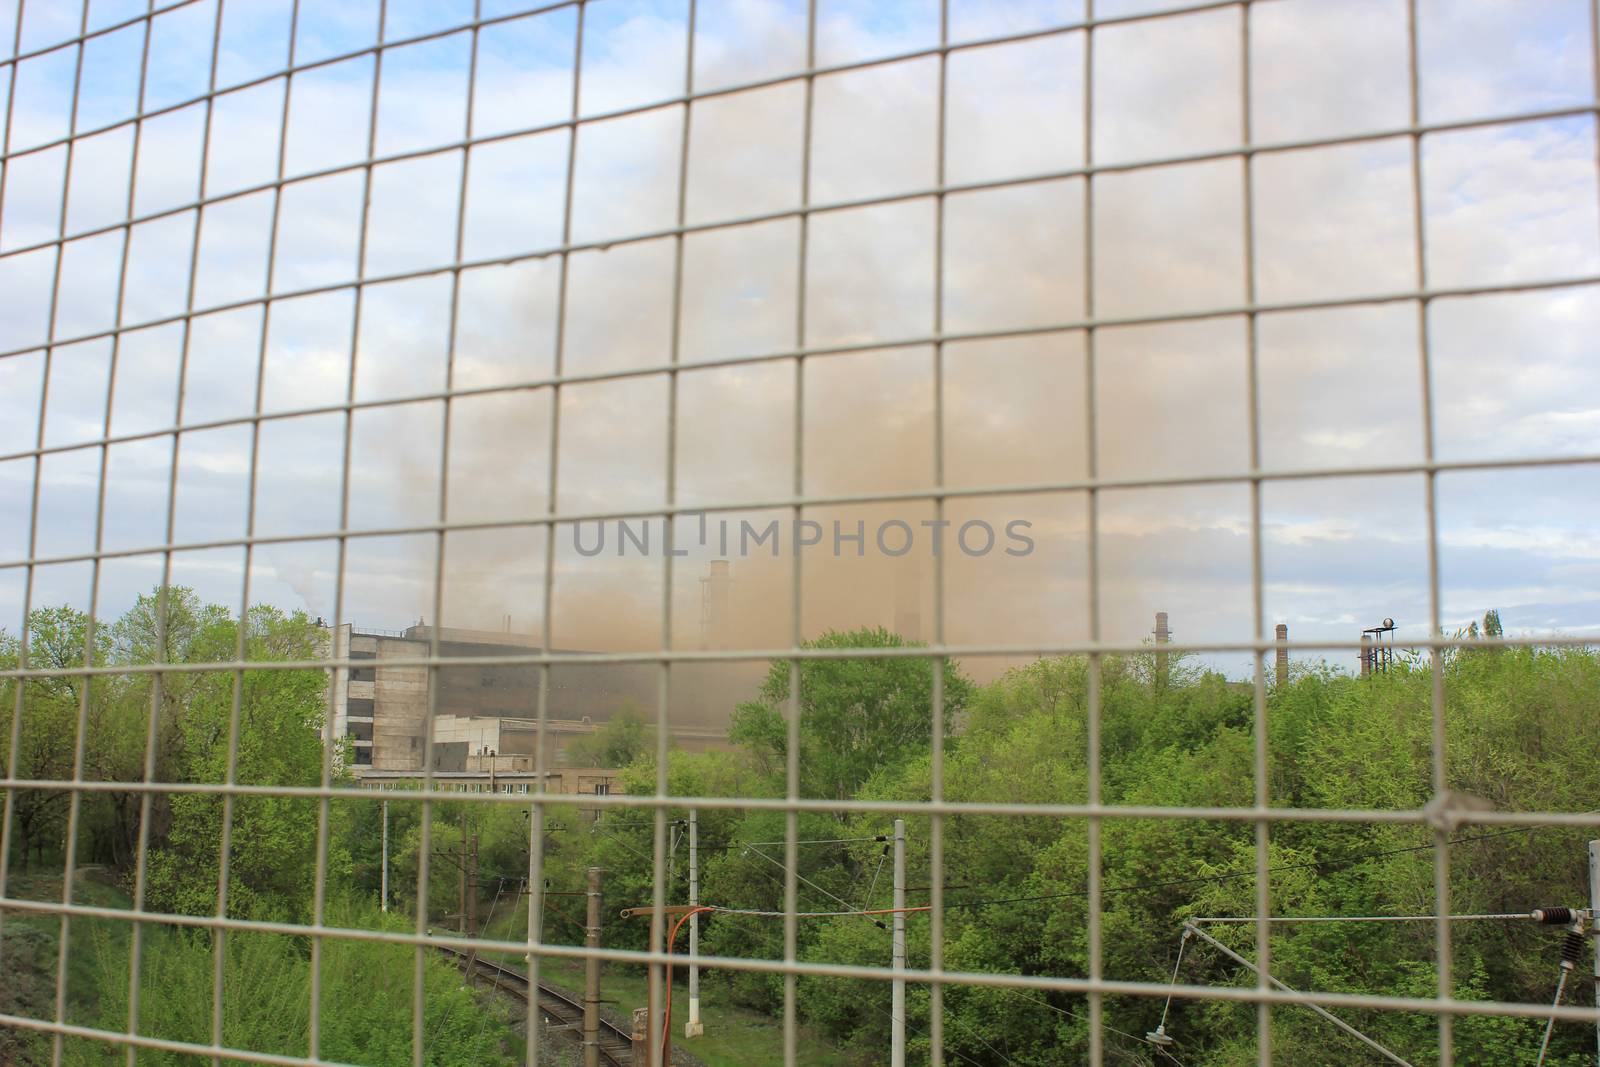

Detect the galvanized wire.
xmin=1 ymin=1 xmax=1598 ymax=1066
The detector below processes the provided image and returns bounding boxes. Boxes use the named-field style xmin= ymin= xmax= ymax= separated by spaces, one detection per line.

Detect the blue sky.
xmin=1 ymin=0 xmax=1598 ymax=682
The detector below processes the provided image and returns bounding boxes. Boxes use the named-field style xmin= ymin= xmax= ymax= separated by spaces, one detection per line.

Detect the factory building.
xmin=323 ymin=622 xmax=738 ymax=777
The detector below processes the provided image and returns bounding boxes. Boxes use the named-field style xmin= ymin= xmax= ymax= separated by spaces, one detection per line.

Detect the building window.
xmin=350 ymin=668 xmax=376 ymax=683
xmin=347 ymin=721 xmax=373 ymax=741
xmin=347 ymin=697 xmax=374 ymax=716
xmin=353 ymin=748 xmax=372 ymax=766
xmin=593 ymin=783 xmax=610 ymax=796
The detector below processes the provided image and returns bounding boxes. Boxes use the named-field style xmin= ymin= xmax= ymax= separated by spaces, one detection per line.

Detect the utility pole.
xmin=1589 ymin=840 xmax=1600 ymax=1063
xmin=686 ymin=809 xmax=703 ymax=1038
xmin=668 ymin=820 xmax=679 ymax=894
xmin=458 ymin=838 xmax=468 ymax=935
xmin=453 ymin=808 xmax=469 ymax=934
xmin=585 ymin=866 xmax=603 ymax=1067
xmin=467 ymin=833 xmax=479 ymax=935
xmin=891 ymin=818 xmax=906 ymax=1067
xmin=380 ymin=798 xmax=388 ymax=913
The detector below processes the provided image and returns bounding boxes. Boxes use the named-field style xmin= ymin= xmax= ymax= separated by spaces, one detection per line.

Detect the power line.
xmin=611 ymin=817 xmax=1569 ymax=922
xmin=624 ymin=819 xmax=1584 ymax=1060
xmin=860 ymin=848 xmax=889 ymax=911
xmin=590 ymin=820 xmax=654 ymax=865
xmin=705 ymin=837 xmax=1020 ymax=1065
xmin=1191 ymin=912 xmax=1562 ymax=925
xmin=954 ymin=980 xmax=1182 ymax=1065
xmin=1179 ymin=922 xmax=1416 ymax=1067
xmin=930 ymin=821 xmax=1571 ymax=915
xmin=637 ymin=814 xmax=1589 ymax=929
xmin=868 ymin=992 xmax=995 ymax=1067
xmin=743 ymin=843 xmax=862 ymax=916
xmin=711 ymin=823 xmax=1564 ymax=920
xmin=679 ymin=837 xmax=886 ymax=851
xmin=743 ymin=836 xmax=885 ymax=846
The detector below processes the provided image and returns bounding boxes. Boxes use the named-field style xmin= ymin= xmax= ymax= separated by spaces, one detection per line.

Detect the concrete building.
xmin=355 ymin=766 xmax=627 ymax=801
xmin=323 ymin=623 xmax=737 ymax=776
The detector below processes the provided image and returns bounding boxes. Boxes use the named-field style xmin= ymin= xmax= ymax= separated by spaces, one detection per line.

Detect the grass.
xmin=0 ymin=866 xmax=135 ymax=1067
xmin=2 ymin=868 xmax=850 ymax=1067
xmin=539 ymin=956 xmax=851 ymax=1067
xmin=476 ymin=901 xmax=852 ymax=1067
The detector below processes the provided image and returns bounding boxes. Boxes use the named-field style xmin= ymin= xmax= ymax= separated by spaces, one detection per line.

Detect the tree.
xmin=1 ymin=611 xmax=78 ymax=868
xmin=729 ymin=627 xmax=972 ymax=803
xmin=141 ymin=601 xmax=344 ymax=921
xmin=1482 ymin=608 xmax=1503 ymax=638
xmin=564 ymin=699 xmax=655 ymax=768
xmin=795 ymin=646 xmax=1600 ymax=1065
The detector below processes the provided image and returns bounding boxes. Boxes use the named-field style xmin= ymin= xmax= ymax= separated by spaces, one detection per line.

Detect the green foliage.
xmin=583 ymin=643 xmax=1596 ymax=1065
xmin=75 ymin=902 xmax=515 ymax=1066
xmin=785 ymin=646 xmax=1600 ymax=1066
xmin=729 ymin=627 xmax=972 ymax=803
xmin=0 ymin=606 xmax=102 ymax=868
xmin=565 ymin=699 xmax=655 ymax=768
xmin=8 ymin=589 xmax=1598 ymax=1066
xmin=138 ymin=599 xmax=345 ymax=921
xmin=1 ymin=589 xmax=345 ymax=912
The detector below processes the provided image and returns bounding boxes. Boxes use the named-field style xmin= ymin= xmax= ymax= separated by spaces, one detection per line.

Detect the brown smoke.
xmin=349 ymin=3 xmax=1453 ymax=704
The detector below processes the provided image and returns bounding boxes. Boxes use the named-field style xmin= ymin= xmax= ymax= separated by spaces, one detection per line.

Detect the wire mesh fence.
xmin=2 ymin=0 xmax=1599 ymax=1065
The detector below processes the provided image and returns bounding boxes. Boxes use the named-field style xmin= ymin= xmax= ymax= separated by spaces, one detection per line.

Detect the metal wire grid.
xmin=0 ymin=1 xmax=1595 ymax=1066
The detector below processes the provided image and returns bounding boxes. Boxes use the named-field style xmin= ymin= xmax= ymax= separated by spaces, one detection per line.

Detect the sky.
xmin=1 ymin=0 xmax=1598 ymax=685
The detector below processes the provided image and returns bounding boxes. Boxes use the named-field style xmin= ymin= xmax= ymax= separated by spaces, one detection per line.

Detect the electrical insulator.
xmin=1534 ymin=907 xmax=1574 ymax=925
xmin=1561 ymin=931 xmax=1586 ymax=967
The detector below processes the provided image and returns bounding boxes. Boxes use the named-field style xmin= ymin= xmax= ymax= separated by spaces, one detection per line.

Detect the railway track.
xmin=438 ymin=946 xmax=635 ymax=1066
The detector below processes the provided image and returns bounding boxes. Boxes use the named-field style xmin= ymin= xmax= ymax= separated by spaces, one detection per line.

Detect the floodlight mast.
xmin=1361 ymin=617 xmax=1399 ymax=675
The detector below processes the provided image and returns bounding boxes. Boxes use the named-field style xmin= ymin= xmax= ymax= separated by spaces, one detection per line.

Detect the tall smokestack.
xmin=1360 ymin=634 xmax=1372 ymax=677
xmin=1154 ymin=611 xmax=1170 ymax=683
xmin=700 ymin=560 xmax=732 ymax=650
xmin=893 ymin=559 xmax=922 ymax=643
xmin=1274 ymin=623 xmax=1289 ymax=687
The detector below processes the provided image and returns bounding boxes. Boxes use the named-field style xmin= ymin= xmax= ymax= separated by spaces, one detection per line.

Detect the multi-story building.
xmin=323 ymin=623 xmax=740 ymax=776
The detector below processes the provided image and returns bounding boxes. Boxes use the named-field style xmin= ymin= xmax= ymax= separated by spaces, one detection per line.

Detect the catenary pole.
xmin=1589 ymin=841 xmax=1599 ymax=1062
xmin=892 ymin=818 xmax=906 ymax=1067
xmin=380 ymin=797 xmax=388 ymax=913
xmin=585 ymin=866 xmax=603 ymax=1067
xmin=468 ymin=833 xmax=479 ymax=934
xmin=687 ymin=809 xmax=703 ymax=1037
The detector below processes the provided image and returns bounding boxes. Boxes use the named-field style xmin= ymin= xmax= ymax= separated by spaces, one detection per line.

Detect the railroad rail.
xmin=437 ymin=946 xmax=635 ymax=1066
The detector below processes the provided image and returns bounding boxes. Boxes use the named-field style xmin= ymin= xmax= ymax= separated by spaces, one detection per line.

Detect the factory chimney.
xmin=1154 ymin=611 xmax=1170 ymax=684
xmin=893 ymin=559 xmax=923 ymax=643
xmin=1274 ymin=623 xmax=1289 ymax=687
xmin=699 ymin=560 xmax=732 ymax=650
